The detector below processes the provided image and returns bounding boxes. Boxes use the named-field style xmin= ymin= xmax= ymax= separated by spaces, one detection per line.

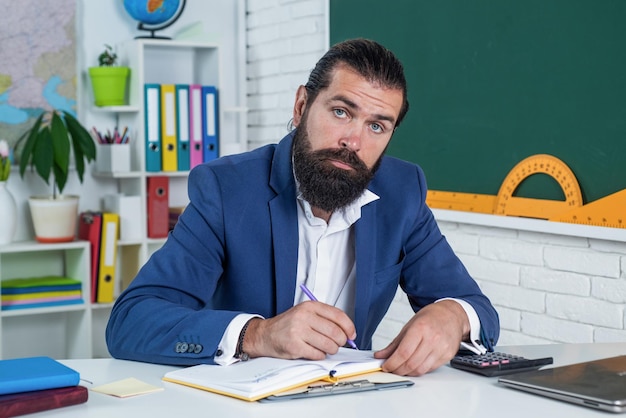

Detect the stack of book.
xmin=1 ymin=276 xmax=83 ymax=310
xmin=0 ymin=357 xmax=88 ymax=416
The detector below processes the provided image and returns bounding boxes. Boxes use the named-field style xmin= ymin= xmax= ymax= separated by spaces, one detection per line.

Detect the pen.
xmin=299 ymin=284 xmax=358 ymax=350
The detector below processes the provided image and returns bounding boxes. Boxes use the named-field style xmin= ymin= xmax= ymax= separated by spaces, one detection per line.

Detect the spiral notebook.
xmin=163 ymin=348 xmax=391 ymax=401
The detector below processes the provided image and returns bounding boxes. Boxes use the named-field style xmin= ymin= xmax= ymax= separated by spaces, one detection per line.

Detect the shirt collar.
xmin=296 ymin=185 xmax=379 ymax=228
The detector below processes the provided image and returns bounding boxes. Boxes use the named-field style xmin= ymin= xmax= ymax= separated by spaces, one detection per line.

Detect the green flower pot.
xmin=88 ymin=67 xmax=130 ymax=106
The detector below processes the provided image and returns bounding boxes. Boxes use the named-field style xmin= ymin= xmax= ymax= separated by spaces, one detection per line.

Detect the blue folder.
xmin=0 ymin=357 xmax=80 ymax=395
xmin=175 ymin=84 xmax=191 ymax=171
xmin=201 ymin=85 xmax=219 ymax=162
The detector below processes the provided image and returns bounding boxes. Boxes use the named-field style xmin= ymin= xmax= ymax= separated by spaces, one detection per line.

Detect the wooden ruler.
xmin=550 ymin=189 xmax=626 ymax=228
xmin=426 ymin=154 xmax=626 ymax=229
xmin=426 ymin=190 xmax=496 ymax=214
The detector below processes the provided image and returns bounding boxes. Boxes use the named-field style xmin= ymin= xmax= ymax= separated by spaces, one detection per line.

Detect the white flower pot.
xmin=28 ymin=195 xmax=79 ymax=243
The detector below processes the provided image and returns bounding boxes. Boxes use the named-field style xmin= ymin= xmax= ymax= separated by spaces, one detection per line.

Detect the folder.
xmin=175 ymin=84 xmax=191 ymax=171
xmin=189 ymin=84 xmax=204 ymax=169
xmin=96 ymin=213 xmax=119 ymax=303
xmin=0 ymin=385 xmax=88 ymax=417
xmin=201 ymin=85 xmax=219 ymax=162
xmin=259 ymin=372 xmax=414 ymax=402
xmin=77 ymin=211 xmax=102 ymax=303
xmin=144 ymin=84 xmax=162 ymax=172
xmin=147 ymin=176 xmax=170 ymax=238
xmin=160 ymin=84 xmax=178 ymax=171
xmin=0 ymin=357 xmax=80 ymax=395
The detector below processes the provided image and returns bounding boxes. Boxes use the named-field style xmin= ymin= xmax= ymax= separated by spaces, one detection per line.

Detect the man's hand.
xmin=243 ymin=301 xmax=357 ymax=360
xmin=374 ymin=300 xmax=469 ymax=376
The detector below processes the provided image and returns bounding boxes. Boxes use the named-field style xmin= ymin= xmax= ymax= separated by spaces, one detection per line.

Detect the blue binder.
xmin=175 ymin=84 xmax=191 ymax=171
xmin=0 ymin=357 xmax=80 ymax=395
xmin=144 ymin=84 xmax=162 ymax=172
xmin=201 ymin=85 xmax=219 ymax=162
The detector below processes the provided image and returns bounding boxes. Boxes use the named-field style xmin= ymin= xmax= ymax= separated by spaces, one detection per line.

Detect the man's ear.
xmin=292 ymin=85 xmax=307 ymax=127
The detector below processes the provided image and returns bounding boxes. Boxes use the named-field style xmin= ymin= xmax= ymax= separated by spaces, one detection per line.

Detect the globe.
xmin=123 ymin=0 xmax=186 ymax=38
xmin=123 ymin=0 xmax=181 ymax=25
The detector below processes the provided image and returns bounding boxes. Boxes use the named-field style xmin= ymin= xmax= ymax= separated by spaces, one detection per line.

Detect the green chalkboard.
xmin=330 ymin=0 xmax=626 ymax=203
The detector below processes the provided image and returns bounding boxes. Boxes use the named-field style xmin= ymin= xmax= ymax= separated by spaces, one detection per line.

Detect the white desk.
xmin=44 ymin=343 xmax=626 ymax=417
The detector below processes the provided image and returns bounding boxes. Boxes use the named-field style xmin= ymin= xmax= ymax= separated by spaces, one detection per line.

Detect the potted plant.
xmin=15 ymin=110 xmax=96 ymax=243
xmin=88 ymin=44 xmax=131 ymax=106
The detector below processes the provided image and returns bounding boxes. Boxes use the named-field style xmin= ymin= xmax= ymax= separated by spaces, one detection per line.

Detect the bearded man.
xmin=106 ymin=38 xmax=499 ymax=376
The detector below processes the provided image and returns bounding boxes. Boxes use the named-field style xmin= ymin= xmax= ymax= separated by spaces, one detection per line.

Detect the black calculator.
xmin=450 ymin=351 xmax=554 ymax=377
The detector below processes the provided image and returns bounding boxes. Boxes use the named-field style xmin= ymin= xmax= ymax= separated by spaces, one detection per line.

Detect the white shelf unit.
xmin=0 ymin=241 xmax=92 ymax=360
xmin=90 ymin=39 xmax=226 ymax=327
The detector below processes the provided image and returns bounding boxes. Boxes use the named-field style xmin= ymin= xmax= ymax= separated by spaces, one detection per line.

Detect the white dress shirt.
xmin=214 ymin=189 xmax=482 ymax=365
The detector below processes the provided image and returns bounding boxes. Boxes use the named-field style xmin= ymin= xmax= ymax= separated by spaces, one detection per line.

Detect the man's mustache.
xmin=311 ymin=148 xmax=368 ymax=171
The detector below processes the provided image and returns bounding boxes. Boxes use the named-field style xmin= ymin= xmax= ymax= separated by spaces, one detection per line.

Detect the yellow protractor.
xmin=494 ymin=154 xmax=583 ymax=219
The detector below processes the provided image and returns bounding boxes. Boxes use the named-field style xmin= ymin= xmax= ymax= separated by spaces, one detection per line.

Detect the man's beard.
xmin=292 ymin=124 xmax=381 ymax=213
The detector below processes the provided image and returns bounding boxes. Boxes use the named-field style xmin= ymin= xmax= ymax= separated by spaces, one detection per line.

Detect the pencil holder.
xmin=95 ymin=144 xmax=131 ymax=173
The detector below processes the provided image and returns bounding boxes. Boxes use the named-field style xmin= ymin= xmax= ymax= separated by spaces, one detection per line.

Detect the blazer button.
xmin=187 ymin=343 xmax=196 ymax=353
xmin=175 ymin=342 xmax=183 ymax=353
xmin=179 ymin=342 xmax=189 ymax=353
xmin=194 ymin=344 xmax=203 ymax=354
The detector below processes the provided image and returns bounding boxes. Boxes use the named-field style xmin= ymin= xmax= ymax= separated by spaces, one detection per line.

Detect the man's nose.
xmin=339 ymin=126 xmax=362 ymax=152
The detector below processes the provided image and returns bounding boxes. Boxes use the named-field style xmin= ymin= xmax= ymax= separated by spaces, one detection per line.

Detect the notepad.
xmin=163 ymin=348 xmax=385 ymax=401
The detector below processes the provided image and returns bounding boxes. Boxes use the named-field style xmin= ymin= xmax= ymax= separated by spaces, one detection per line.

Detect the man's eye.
xmin=371 ymin=123 xmax=382 ymax=133
xmin=334 ymin=109 xmax=346 ymax=118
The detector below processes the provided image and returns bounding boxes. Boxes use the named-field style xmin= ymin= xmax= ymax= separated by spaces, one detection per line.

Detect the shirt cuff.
xmin=436 ymin=297 xmax=486 ymax=354
xmin=214 ymin=313 xmax=263 ymax=366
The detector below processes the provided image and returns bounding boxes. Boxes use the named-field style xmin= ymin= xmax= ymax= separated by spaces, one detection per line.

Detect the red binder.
xmin=77 ymin=211 xmax=102 ymax=303
xmin=0 ymin=385 xmax=88 ymax=417
xmin=147 ymin=176 xmax=169 ymax=238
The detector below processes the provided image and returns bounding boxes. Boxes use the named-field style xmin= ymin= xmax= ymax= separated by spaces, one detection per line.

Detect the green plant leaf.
xmin=33 ymin=129 xmax=53 ymax=184
xmin=63 ymin=111 xmax=96 ymax=159
xmin=51 ymin=112 xmax=70 ymax=177
xmin=63 ymin=111 xmax=96 ymax=183
xmin=17 ymin=113 xmax=44 ymax=177
xmin=53 ymin=159 xmax=68 ymax=196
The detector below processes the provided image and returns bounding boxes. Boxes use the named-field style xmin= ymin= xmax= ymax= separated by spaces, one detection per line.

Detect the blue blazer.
xmin=106 ymin=132 xmax=499 ymax=365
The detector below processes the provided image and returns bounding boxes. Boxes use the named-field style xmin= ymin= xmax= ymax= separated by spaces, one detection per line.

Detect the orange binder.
xmin=147 ymin=176 xmax=169 ymax=238
xmin=96 ymin=213 xmax=119 ymax=303
xmin=160 ymin=84 xmax=178 ymax=171
xmin=77 ymin=211 xmax=102 ymax=303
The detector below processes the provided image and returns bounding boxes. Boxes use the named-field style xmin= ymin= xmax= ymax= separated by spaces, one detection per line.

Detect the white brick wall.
xmin=438 ymin=221 xmax=626 ymax=347
xmin=246 ymin=0 xmax=327 ymax=150
xmin=245 ymin=0 xmax=626 ymax=349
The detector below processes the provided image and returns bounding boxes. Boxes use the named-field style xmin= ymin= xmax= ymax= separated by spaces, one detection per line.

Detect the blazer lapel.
xmin=354 ymin=202 xmax=377 ymax=343
xmin=269 ymin=133 xmax=299 ymax=314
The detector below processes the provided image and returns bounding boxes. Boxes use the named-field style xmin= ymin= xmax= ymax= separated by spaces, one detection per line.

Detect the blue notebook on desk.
xmin=0 ymin=357 xmax=80 ymax=395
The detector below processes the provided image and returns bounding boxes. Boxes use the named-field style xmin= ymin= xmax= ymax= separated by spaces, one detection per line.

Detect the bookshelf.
xmin=0 ymin=40 xmax=236 ymax=360
xmin=0 ymin=241 xmax=92 ymax=359
xmin=88 ymin=39 xmax=231 ymax=356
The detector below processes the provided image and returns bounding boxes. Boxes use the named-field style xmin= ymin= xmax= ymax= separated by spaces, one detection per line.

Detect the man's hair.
xmin=304 ymin=38 xmax=409 ymax=127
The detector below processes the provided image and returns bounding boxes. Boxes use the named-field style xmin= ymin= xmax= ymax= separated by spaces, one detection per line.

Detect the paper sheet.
xmin=91 ymin=377 xmax=164 ymax=398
